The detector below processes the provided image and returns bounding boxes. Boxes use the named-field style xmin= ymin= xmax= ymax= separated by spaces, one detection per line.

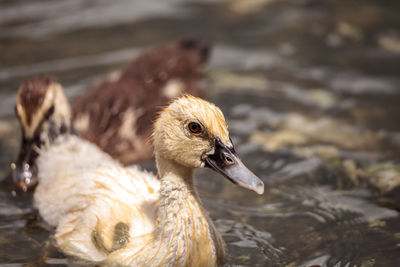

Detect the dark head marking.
xmin=17 ymin=75 xmax=56 ymax=126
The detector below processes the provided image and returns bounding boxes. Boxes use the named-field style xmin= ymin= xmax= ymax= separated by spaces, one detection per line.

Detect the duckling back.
xmin=34 ymin=135 xmax=115 ymax=225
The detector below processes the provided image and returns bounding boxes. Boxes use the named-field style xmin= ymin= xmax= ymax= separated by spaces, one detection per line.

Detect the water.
xmin=1 ymin=0 xmax=400 ymax=266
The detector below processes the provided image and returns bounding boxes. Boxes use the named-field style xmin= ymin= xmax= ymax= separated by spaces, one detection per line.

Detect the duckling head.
xmin=153 ymin=95 xmax=264 ymax=194
xmin=12 ymin=75 xmax=72 ymax=191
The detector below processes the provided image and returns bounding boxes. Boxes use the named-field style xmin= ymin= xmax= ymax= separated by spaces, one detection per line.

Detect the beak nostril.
xmin=224 ymin=154 xmax=234 ymax=165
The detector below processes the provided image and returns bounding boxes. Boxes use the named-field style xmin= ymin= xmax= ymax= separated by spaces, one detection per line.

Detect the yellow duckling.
xmin=16 ymin=78 xmax=264 ymax=266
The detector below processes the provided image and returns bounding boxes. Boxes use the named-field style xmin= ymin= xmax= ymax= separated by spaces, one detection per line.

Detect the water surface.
xmin=1 ymin=0 xmax=400 ymax=266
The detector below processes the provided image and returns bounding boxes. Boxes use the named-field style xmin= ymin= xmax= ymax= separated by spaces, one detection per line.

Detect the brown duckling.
xmin=72 ymin=38 xmax=210 ymax=164
xmin=12 ymin=38 xmax=210 ymax=191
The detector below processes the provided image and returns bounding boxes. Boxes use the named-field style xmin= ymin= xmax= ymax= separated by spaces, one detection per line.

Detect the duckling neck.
xmin=154 ymin=155 xmax=226 ymax=266
xmin=157 ymin=156 xmax=195 ymax=189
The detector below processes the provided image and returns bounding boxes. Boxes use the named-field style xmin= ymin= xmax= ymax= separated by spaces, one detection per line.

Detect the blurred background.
xmin=1 ymin=0 xmax=400 ymax=266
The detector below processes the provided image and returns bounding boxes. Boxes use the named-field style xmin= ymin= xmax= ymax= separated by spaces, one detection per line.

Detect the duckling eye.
xmin=44 ymin=105 xmax=55 ymax=119
xmin=188 ymin=122 xmax=202 ymax=134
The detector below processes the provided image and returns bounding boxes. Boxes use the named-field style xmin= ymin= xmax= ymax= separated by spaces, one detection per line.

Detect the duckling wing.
xmin=34 ymin=136 xmax=160 ymax=262
xmin=52 ymin=165 xmax=159 ymax=262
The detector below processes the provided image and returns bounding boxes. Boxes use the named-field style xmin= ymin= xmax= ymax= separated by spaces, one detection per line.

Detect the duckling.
xmin=12 ymin=75 xmax=74 ymax=191
xmin=72 ymin=38 xmax=210 ymax=164
xmin=12 ymin=38 xmax=210 ymax=191
xmin=20 ymin=78 xmax=263 ymax=266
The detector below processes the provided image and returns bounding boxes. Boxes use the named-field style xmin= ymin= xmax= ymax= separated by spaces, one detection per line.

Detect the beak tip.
xmin=254 ymin=182 xmax=264 ymax=195
xmin=18 ymin=182 xmax=28 ymax=192
xmin=12 ymin=167 xmax=36 ymax=192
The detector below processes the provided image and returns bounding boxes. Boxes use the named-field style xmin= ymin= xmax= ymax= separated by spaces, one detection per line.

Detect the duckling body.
xmin=35 ymin=136 xmax=224 ymax=266
xmin=35 ymin=135 xmax=162 ymax=263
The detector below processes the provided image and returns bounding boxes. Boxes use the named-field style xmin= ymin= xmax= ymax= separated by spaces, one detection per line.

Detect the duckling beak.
xmin=11 ymin=137 xmax=39 ymax=192
xmin=205 ymin=138 xmax=264 ymax=195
